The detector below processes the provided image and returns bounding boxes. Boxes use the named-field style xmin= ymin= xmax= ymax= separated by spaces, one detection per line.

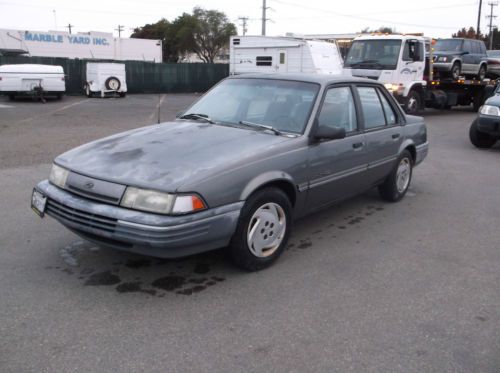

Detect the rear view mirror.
xmin=408 ymin=40 xmax=421 ymax=62
xmin=314 ymin=126 xmax=346 ymax=140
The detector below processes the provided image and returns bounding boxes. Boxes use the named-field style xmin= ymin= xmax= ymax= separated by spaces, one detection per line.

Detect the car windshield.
xmin=434 ymin=39 xmax=463 ymax=52
xmin=344 ymin=39 xmax=402 ymax=70
xmin=181 ymin=78 xmax=320 ymax=134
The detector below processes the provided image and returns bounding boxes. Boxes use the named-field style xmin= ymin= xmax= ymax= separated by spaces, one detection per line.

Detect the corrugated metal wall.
xmin=0 ymin=56 xmax=229 ymax=94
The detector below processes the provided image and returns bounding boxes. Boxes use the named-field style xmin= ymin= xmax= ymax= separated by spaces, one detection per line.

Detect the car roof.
xmin=227 ymin=73 xmax=380 ymax=86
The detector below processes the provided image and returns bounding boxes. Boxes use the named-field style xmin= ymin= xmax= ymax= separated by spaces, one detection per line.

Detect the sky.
xmin=0 ymin=0 xmax=494 ymax=39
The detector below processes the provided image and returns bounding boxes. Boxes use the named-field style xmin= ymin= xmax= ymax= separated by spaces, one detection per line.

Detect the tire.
xmin=477 ymin=64 xmax=487 ymax=80
xmin=119 ymin=92 xmax=127 ymax=98
xmin=228 ymin=187 xmax=292 ymax=271
xmin=8 ymin=94 xmax=15 ymax=101
xmin=451 ymin=62 xmax=461 ymax=80
xmin=105 ymin=76 xmax=121 ymax=91
xmin=56 ymin=93 xmax=63 ymax=100
xmin=84 ymin=84 xmax=92 ymax=98
xmin=404 ymin=90 xmax=421 ymax=115
xmin=469 ymin=119 xmax=497 ymax=148
xmin=378 ymin=150 xmax=413 ymax=202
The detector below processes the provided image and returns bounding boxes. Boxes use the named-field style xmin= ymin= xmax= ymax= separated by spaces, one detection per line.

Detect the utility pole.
xmin=477 ymin=0 xmax=483 ymax=38
xmin=115 ymin=25 xmax=124 ymax=38
xmin=486 ymin=2 xmax=498 ymax=49
xmin=262 ymin=0 xmax=269 ymax=35
xmin=66 ymin=24 xmax=74 ymax=34
xmin=238 ymin=16 xmax=249 ymax=35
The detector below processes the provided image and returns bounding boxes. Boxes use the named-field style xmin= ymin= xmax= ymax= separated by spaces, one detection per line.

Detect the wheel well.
xmin=405 ymin=145 xmax=416 ymax=163
xmin=252 ymin=180 xmax=297 ymax=207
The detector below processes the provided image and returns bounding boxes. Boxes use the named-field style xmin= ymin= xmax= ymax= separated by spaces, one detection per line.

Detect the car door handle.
xmin=352 ymin=142 xmax=364 ymax=149
xmin=392 ymin=133 xmax=401 ymax=139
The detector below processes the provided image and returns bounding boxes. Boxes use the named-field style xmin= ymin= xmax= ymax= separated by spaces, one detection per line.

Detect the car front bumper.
xmin=34 ymin=180 xmax=243 ymax=258
xmin=477 ymin=115 xmax=500 ymax=136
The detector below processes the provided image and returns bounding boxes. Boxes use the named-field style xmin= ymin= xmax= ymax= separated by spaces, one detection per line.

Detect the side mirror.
xmin=314 ymin=125 xmax=346 ymax=141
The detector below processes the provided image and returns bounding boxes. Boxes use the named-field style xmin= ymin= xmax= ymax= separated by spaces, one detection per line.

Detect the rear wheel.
xmin=228 ymin=188 xmax=292 ymax=271
xmin=469 ymin=119 xmax=497 ymax=148
xmin=477 ymin=64 xmax=487 ymax=80
xmin=378 ymin=150 xmax=413 ymax=202
xmin=84 ymin=84 xmax=92 ymax=98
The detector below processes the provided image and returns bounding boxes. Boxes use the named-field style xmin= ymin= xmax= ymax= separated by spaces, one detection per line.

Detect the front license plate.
xmin=31 ymin=189 xmax=47 ymax=217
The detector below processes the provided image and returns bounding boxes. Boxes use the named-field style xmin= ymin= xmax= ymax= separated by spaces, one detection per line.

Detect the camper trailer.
xmin=229 ymin=36 xmax=343 ymax=75
xmin=0 ymin=64 xmax=65 ymax=100
xmin=84 ymin=63 xmax=127 ymax=98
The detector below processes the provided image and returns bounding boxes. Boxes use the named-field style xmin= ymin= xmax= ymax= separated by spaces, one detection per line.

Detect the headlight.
xmin=480 ymin=105 xmax=500 ymax=116
xmin=120 ymin=187 xmax=206 ymax=215
xmin=437 ymin=56 xmax=448 ymax=62
xmin=49 ymin=164 xmax=69 ymax=189
xmin=384 ymin=83 xmax=403 ymax=94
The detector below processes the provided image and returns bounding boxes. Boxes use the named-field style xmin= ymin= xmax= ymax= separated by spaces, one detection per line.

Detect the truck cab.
xmin=343 ymin=34 xmax=427 ymax=113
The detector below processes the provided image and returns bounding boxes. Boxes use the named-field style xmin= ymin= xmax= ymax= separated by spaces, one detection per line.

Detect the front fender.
xmin=240 ymin=171 xmax=296 ymax=201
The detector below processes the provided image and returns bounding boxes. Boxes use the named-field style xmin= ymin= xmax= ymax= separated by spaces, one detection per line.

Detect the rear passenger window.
xmin=378 ymin=92 xmax=397 ymax=125
xmin=357 ymin=87 xmax=386 ymax=129
xmin=472 ymin=41 xmax=480 ymax=54
xmin=318 ymin=87 xmax=357 ymax=133
xmin=463 ymin=40 xmax=472 ymax=53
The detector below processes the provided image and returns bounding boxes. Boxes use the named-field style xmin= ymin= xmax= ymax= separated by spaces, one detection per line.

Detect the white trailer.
xmin=0 ymin=64 xmax=65 ymax=100
xmin=229 ymin=36 xmax=343 ymax=75
xmin=84 ymin=62 xmax=127 ymax=98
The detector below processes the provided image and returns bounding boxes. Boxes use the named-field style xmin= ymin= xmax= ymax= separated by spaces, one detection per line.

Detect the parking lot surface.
xmin=1 ymin=95 xmax=499 ymax=372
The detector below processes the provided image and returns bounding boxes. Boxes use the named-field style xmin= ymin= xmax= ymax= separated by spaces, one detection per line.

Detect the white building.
xmin=0 ymin=29 xmax=162 ymax=63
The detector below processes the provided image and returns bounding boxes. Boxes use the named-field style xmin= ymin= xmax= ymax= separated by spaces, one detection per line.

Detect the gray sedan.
xmin=32 ymin=74 xmax=428 ymax=271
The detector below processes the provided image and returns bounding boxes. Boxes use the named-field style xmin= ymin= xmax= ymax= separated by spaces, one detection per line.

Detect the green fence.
xmin=0 ymin=56 xmax=229 ymax=95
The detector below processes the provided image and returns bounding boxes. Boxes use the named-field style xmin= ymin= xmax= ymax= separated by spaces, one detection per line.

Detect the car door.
xmin=355 ymin=85 xmax=404 ymax=186
xmin=306 ymin=85 xmax=368 ymax=211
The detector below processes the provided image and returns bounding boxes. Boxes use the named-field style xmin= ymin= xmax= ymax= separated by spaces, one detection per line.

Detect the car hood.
xmin=55 ymin=121 xmax=291 ymax=192
xmin=484 ymin=94 xmax=500 ymax=106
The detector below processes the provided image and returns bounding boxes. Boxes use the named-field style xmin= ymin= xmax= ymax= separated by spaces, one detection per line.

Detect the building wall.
xmin=0 ymin=29 xmax=162 ymax=62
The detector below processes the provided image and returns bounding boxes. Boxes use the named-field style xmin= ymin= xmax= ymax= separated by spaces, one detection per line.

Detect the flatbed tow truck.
xmin=343 ymin=34 xmax=498 ymax=113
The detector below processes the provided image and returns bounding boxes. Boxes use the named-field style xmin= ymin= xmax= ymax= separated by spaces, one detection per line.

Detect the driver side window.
xmin=318 ymin=87 xmax=358 ymax=133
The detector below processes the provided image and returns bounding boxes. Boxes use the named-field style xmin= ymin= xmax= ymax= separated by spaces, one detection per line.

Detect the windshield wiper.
xmin=179 ymin=113 xmax=216 ymax=124
xmin=238 ymin=120 xmax=295 ymax=137
xmin=348 ymin=60 xmax=384 ymax=69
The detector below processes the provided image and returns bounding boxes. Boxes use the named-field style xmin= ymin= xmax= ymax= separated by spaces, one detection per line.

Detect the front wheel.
xmin=228 ymin=188 xmax=292 ymax=271
xmin=469 ymin=119 xmax=497 ymax=148
xmin=378 ymin=150 xmax=413 ymax=202
xmin=451 ymin=62 xmax=461 ymax=80
xmin=404 ymin=91 xmax=421 ymax=115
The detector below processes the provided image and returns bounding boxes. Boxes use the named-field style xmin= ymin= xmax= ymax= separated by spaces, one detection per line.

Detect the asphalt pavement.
xmin=0 ymin=95 xmax=499 ymax=372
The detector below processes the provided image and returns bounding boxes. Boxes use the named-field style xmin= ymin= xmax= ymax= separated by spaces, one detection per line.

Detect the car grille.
xmin=46 ymin=199 xmax=118 ymax=232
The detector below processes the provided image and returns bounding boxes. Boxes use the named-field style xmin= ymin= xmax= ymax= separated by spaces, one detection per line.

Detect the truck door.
xmin=277 ymin=50 xmax=287 ymax=73
xmin=400 ymin=39 xmax=425 ymax=83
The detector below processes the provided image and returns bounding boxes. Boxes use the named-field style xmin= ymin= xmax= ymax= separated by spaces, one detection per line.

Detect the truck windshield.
xmin=434 ymin=39 xmax=463 ymax=52
xmin=344 ymin=39 xmax=402 ymax=70
xmin=181 ymin=78 xmax=320 ymax=134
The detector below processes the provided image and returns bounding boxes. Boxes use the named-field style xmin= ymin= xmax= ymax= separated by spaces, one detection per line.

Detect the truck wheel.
xmin=8 ymin=94 xmax=15 ymax=101
xmin=405 ymin=91 xmax=421 ymax=114
xmin=451 ymin=62 xmax=461 ymax=80
xmin=469 ymin=119 xmax=497 ymax=148
xmin=228 ymin=188 xmax=292 ymax=271
xmin=477 ymin=64 xmax=487 ymax=80
xmin=56 ymin=93 xmax=63 ymax=100
xmin=105 ymin=77 xmax=121 ymax=91
xmin=378 ymin=150 xmax=413 ymax=202
xmin=119 ymin=92 xmax=127 ymax=98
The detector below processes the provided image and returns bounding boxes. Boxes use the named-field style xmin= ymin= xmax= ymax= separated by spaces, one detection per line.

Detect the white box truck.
xmin=229 ymin=36 xmax=343 ymax=75
xmin=0 ymin=64 xmax=65 ymax=100
xmin=84 ymin=62 xmax=127 ymax=98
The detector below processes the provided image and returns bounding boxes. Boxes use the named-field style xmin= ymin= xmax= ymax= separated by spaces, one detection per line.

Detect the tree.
xmin=131 ymin=8 xmax=237 ymax=63
xmin=452 ymin=26 xmax=484 ymax=39
xmin=360 ymin=26 xmax=396 ymax=34
xmin=190 ymin=7 xmax=237 ymax=63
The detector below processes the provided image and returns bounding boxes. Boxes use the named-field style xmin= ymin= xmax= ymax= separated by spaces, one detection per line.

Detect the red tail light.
xmin=488 ymin=59 xmax=500 ymax=65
